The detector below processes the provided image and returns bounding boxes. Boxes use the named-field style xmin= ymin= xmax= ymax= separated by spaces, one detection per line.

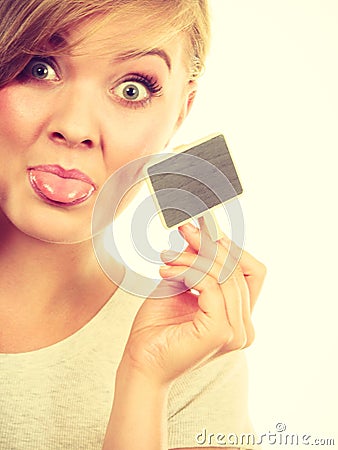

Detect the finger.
xmin=220 ymin=235 xmax=267 ymax=310
xmin=160 ymin=263 xmax=214 ymax=293
xmin=178 ymin=222 xmax=218 ymax=260
xmin=218 ymin=247 xmax=241 ymax=284
xmin=160 ymin=261 xmax=244 ymax=330
xmin=161 ymin=245 xmax=239 ymax=287
xmin=161 ymin=250 xmax=223 ymax=282
xmin=160 ymin=264 xmax=250 ymax=352
xmin=178 ymin=222 xmax=236 ymax=275
xmin=178 ymin=224 xmax=265 ymax=318
xmin=218 ymin=273 xmax=247 ymax=349
xmin=184 ymin=244 xmax=197 ymax=255
xmin=161 ymin=249 xmax=250 ymax=337
xmin=159 ymin=264 xmax=228 ymax=321
xmin=223 ymin=264 xmax=255 ymax=347
xmin=172 ymin=226 xmax=241 ymax=284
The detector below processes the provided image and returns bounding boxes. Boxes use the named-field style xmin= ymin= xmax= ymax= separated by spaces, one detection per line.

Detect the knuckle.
xmin=203 ymin=275 xmax=218 ymax=290
xmin=218 ymin=262 xmax=234 ymax=283
xmin=231 ymin=330 xmax=247 ymax=350
xmin=233 ymin=264 xmax=243 ymax=277
xmin=221 ymin=329 xmax=235 ymax=347
xmin=189 ymin=272 xmax=218 ymax=292
xmin=213 ymin=261 xmax=223 ymax=279
xmin=226 ymin=274 xmax=239 ymax=288
xmin=258 ymin=261 xmax=267 ymax=276
xmin=217 ymin=322 xmax=256 ymax=353
xmin=243 ymin=324 xmax=255 ymax=348
xmin=214 ymin=326 xmax=234 ymax=348
xmin=220 ymin=327 xmax=247 ymax=350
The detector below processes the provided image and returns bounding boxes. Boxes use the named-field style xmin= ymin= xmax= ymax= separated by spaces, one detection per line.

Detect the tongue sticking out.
xmin=30 ymin=170 xmax=95 ymax=204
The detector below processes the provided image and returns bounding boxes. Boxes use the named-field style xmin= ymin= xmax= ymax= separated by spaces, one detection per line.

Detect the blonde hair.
xmin=0 ymin=0 xmax=211 ymax=88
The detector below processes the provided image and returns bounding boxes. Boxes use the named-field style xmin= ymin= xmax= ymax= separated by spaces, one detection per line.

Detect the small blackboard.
xmin=146 ymin=134 xmax=243 ymax=229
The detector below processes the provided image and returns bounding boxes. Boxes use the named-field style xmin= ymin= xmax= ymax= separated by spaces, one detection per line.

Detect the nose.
xmin=47 ymin=85 xmax=101 ymax=150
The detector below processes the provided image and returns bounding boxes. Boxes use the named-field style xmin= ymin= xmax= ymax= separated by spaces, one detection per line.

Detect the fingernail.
xmin=179 ymin=222 xmax=198 ymax=235
xmin=159 ymin=265 xmax=173 ymax=276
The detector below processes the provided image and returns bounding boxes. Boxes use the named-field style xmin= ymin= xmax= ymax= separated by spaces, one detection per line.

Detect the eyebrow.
xmin=114 ymin=48 xmax=172 ymax=72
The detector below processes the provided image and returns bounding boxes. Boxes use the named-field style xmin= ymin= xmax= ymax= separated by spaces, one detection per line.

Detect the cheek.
xmin=0 ymin=85 xmax=47 ymax=150
xmin=98 ymin=103 xmax=181 ymax=216
xmin=102 ymin=99 xmax=182 ymax=173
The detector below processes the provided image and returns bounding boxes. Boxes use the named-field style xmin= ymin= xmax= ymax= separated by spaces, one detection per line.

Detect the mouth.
xmin=27 ymin=164 xmax=98 ymax=207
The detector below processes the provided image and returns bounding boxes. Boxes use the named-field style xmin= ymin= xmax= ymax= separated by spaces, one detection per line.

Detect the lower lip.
xmin=28 ymin=169 xmax=96 ymax=207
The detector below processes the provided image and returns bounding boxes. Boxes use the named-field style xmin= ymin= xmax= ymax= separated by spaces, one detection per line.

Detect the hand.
xmin=120 ymin=219 xmax=266 ymax=386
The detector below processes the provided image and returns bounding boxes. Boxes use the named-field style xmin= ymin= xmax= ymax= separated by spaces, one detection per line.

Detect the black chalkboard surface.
xmin=146 ymin=134 xmax=243 ymax=232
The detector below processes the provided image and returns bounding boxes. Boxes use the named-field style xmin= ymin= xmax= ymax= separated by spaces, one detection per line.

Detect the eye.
xmin=114 ymin=81 xmax=149 ymax=103
xmin=112 ymin=75 xmax=162 ymax=108
xmin=24 ymin=58 xmax=59 ymax=81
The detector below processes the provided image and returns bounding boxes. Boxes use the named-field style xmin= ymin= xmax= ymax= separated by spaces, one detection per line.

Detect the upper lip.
xmin=27 ymin=164 xmax=97 ymax=189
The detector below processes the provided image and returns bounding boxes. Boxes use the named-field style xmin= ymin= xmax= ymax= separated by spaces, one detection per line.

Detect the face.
xmin=0 ymin=16 xmax=196 ymax=244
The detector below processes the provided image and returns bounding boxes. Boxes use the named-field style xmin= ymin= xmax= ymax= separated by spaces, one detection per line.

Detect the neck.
xmin=0 ymin=210 xmax=118 ymax=313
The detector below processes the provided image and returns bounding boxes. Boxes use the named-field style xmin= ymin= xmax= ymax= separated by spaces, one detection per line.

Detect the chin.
xmin=20 ymin=218 xmax=93 ymax=245
xmin=4 ymin=198 xmax=95 ymax=245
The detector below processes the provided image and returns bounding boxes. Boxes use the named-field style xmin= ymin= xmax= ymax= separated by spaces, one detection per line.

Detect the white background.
xmin=113 ymin=1 xmax=338 ymax=447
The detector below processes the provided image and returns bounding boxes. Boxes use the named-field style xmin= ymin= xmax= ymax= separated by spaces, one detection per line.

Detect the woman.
xmin=0 ymin=1 xmax=266 ymax=449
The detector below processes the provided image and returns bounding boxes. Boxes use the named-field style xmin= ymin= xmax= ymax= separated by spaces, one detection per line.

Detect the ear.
xmin=174 ymin=80 xmax=198 ymax=131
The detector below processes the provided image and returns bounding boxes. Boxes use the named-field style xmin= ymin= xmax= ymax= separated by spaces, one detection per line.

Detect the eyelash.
xmin=112 ymin=74 xmax=163 ymax=109
xmin=18 ymin=58 xmax=163 ymax=110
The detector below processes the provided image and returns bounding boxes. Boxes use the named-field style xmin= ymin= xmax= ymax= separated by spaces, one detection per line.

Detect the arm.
xmin=103 ymin=361 xmax=239 ymax=450
xmin=102 ymin=360 xmax=169 ymax=450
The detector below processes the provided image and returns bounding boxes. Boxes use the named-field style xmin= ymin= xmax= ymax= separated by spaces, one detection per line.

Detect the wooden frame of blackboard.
xmin=144 ymin=133 xmax=244 ymax=239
